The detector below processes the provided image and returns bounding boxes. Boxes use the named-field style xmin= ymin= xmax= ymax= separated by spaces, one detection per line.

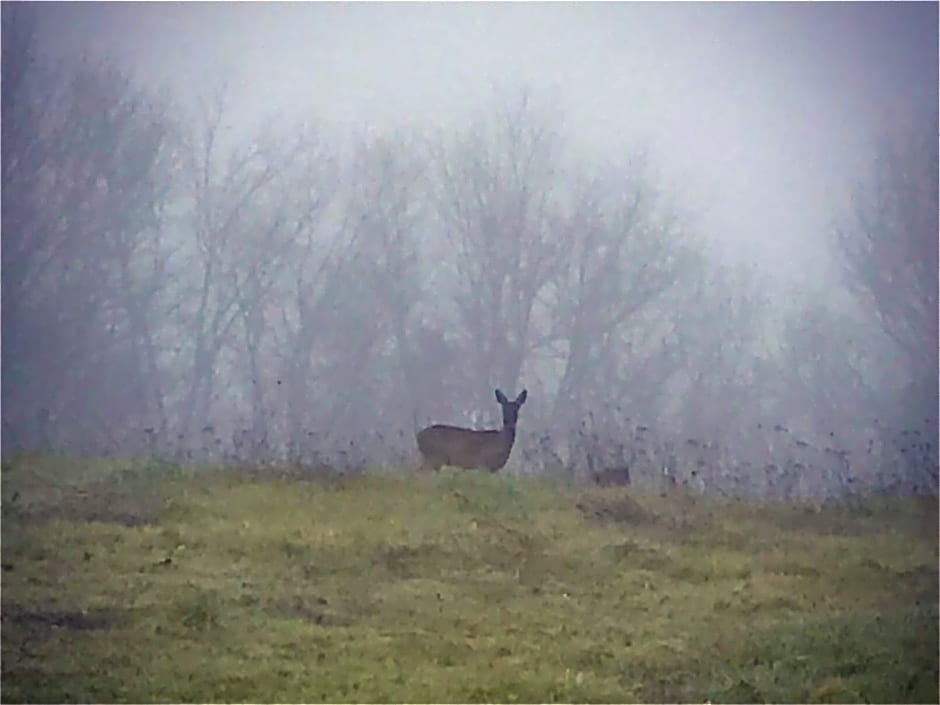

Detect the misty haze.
xmin=1 ymin=2 xmax=938 ymax=701
xmin=3 ymin=1 xmax=936 ymax=496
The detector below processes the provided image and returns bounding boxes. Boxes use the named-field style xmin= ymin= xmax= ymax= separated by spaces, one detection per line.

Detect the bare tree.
xmin=544 ymin=155 xmax=699 ymax=428
xmin=775 ymin=292 xmax=885 ymax=431
xmin=172 ymin=85 xmax=305 ymax=447
xmin=341 ymin=132 xmax=428 ymax=435
xmin=267 ymin=127 xmax=357 ymax=459
xmin=430 ymin=90 xmax=567 ymax=416
xmin=2 ymin=7 xmax=178 ymax=452
xmin=833 ymin=115 xmax=938 ymax=428
xmin=665 ymin=263 xmax=769 ymax=442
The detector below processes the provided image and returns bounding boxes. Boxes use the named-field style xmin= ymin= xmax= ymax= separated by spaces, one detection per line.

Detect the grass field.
xmin=1 ymin=455 xmax=937 ymax=703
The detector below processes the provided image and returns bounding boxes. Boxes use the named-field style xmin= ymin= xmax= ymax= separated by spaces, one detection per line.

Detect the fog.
xmin=30 ymin=2 xmax=935 ymax=281
xmin=3 ymin=2 xmax=937 ymax=499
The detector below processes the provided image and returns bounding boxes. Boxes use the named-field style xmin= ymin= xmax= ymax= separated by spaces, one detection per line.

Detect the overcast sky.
xmin=30 ymin=1 xmax=938 ymax=286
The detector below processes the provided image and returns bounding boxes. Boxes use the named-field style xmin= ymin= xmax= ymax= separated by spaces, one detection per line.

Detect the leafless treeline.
xmin=2 ymin=9 xmax=936 ymax=499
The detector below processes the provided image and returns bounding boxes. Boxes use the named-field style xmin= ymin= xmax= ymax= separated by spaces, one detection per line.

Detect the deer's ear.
xmin=495 ymin=389 xmax=508 ymax=404
xmin=516 ymin=389 xmax=528 ymax=405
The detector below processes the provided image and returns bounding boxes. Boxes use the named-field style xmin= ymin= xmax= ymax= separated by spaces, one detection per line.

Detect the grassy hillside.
xmin=2 ymin=455 xmax=937 ymax=703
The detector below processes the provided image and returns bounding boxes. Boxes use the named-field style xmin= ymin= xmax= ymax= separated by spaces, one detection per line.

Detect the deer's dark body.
xmin=416 ymin=389 xmax=527 ymax=472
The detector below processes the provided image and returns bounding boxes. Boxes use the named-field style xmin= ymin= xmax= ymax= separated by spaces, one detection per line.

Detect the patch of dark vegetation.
xmin=757 ymin=507 xmax=872 ymax=537
xmin=760 ymin=558 xmax=823 ymax=578
xmin=2 ymin=606 xmax=117 ymax=641
xmin=603 ymin=540 xmax=670 ymax=571
xmin=756 ymin=495 xmax=939 ymax=539
xmin=168 ymin=587 xmax=223 ymax=633
xmin=1 ymin=456 xmax=187 ymax=528
xmin=575 ymin=492 xmax=654 ymax=526
xmin=591 ymin=466 xmax=632 ymax=487
xmin=269 ymin=595 xmax=352 ymax=627
xmin=378 ymin=543 xmax=454 ymax=579
xmin=10 ymin=479 xmax=167 ymax=527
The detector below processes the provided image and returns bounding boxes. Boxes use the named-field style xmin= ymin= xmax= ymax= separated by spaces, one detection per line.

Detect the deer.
xmin=416 ymin=389 xmax=527 ymax=472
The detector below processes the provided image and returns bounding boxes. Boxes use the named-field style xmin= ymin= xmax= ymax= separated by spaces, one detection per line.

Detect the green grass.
xmin=2 ymin=456 xmax=937 ymax=703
